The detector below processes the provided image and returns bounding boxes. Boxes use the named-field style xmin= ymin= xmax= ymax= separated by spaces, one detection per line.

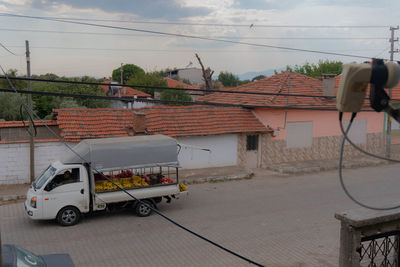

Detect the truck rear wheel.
xmin=135 ymin=200 xmax=153 ymax=217
xmin=57 ymin=206 xmax=81 ymax=226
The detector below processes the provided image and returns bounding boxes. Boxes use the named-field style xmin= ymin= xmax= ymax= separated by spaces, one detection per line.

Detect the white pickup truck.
xmin=25 ymin=135 xmax=187 ymax=226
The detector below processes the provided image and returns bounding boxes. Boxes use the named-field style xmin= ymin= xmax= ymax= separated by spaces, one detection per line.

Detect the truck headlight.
xmin=30 ymin=196 xmax=37 ymax=208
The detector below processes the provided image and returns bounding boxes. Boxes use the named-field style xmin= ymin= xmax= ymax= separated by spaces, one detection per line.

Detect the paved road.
xmin=2 ymin=164 xmax=400 ymax=267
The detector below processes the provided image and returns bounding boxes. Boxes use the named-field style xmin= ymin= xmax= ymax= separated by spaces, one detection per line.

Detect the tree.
xmin=289 ymin=60 xmax=343 ymax=78
xmin=127 ymin=72 xmax=167 ymax=96
xmin=112 ymin=64 xmax=145 ymax=84
xmin=238 ymin=79 xmax=251 ymax=85
xmin=218 ymin=71 xmax=240 ymax=87
xmin=160 ymin=88 xmax=192 ymax=104
xmin=252 ymin=75 xmax=266 ymax=81
xmin=0 ymin=69 xmax=28 ymax=120
xmin=0 ymin=93 xmax=25 ymax=120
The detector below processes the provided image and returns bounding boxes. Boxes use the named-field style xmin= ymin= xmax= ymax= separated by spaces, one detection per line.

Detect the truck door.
xmin=41 ymin=167 xmax=89 ymax=219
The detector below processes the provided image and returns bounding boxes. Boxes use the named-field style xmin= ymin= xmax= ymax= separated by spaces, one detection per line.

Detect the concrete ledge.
xmin=182 ymin=173 xmax=252 ymax=184
xmin=265 ymin=157 xmax=388 ymax=175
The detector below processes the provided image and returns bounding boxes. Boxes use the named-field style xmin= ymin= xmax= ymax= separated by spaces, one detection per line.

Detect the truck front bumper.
xmin=24 ymin=200 xmax=40 ymax=220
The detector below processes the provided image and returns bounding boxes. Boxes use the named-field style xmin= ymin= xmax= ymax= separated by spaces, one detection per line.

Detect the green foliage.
xmin=160 ymin=88 xmax=192 ymax=104
xmin=0 ymin=70 xmax=28 ymax=120
xmin=252 ymin=75 xmax=266 ymax=81
xmin=0 ymin=93 xmax=25 ymax=120
xmin=181 ymin=78 xmax=192 ymax=85
xmin=238 ymin=79 xmax=251 ymax=85
xmin=127 ymin=72 xmax=167 ymax=96
xmin=218 ymin=71 xmax=240 ymax=87
xmin=28 ymin=75 xmax=109 ymax=119
xmin=112 ymin=64 xmax=145 ymax=84
xmin=287 ymin=60 xmax=343 ymax=78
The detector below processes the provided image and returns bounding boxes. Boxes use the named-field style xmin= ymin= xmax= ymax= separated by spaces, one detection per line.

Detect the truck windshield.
xmin=34 ymin=166 xmax=56 ymax=189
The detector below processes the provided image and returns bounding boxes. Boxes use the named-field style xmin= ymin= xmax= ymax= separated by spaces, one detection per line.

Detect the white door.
xmin=41 ymin=168 xmax=88 ymax=219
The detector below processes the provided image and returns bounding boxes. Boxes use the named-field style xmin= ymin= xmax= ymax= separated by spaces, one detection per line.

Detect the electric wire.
xmin=0 ymin=28 xmax=388 ymax=40
xmin=0 ymin=13 xmax=385 ymax=60
xmin=0 ymin=87 xmax=360 ymax=111
xmin=339 ymin=113 xmax=400 ymax=163
xmin=0 ymin=65 xmax=266 ymax=266
xmin=5 ymin=45 xmax=386 ymax=54
xmin=4 ymin=76 xmax=400 ymax=103
xmin=0 ymin=14 xmax=388 ymax=28
xmin=19 ymin=104 xmax=37 ymax=137
xmin=0 ymin=41 xmax=20 ymax=56
xmin=339 ymin=112 xmax=400 ymax=210
xmin=0 ymin=76 xmax=337 ymax=99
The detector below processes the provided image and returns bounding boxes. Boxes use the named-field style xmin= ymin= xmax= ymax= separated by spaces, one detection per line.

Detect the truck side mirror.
xmin=44 ymin=183 xmax=54 ymax=192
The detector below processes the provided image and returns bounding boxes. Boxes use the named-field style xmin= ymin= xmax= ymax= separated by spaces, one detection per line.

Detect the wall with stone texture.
xmin=261 ymin=133 xmax=384 ymax=166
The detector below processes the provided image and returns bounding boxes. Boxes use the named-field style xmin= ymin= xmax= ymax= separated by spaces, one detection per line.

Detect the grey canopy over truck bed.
xmin=60 ymin=135 xmax=179 ymax=171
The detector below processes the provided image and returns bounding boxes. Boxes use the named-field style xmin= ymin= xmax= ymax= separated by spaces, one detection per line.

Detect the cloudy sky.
xmin=0 ymin=0 xmax=398 ymax=78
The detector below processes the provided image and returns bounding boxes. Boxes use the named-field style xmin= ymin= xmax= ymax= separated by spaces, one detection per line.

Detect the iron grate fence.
xmin=359 ymin=231 xmax=400 ymax=267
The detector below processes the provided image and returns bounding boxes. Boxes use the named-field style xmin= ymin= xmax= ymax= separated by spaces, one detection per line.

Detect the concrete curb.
xmin=181 ymin=173 xmax=252 ymax=184
xmin=265 ymin=159 xmax=388 ymax=175
xmin=0 ymin=173 xmax=252 ymax=205
xmin=0 ymin=195 xmax=26 ymax=205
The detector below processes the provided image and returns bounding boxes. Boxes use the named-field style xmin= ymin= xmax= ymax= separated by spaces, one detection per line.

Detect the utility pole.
xmin=25 ymin=40 xmax=35 ymax=182
xmin=120 ymin=63 xmax=124 ymax=84
xmin=385 ymin=26 xmax=399 ymax=157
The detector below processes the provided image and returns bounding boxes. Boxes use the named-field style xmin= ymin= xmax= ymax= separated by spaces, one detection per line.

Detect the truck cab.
xmin=25 ymin=161 xmax=90 ymax=223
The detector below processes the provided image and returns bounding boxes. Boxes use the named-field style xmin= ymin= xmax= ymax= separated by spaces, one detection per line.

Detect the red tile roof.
xmin=0 ymin=139 xmax=60 ymax=144
xmin=0 ymin=120 xmax=57 ymax=128
xmin=99 ymin=79 xmax=150 ymax=98
xmin=54 ymin=108 xmax=135 ymax=142
xmin=114 ymin=87 xmax=151 ymax=98
xmin=196 ymin=71 xmax=335 ymax=108
xmin=164 ymin=77 xmax=200 ymax=90
xmin=52 ymin=106 xmax=270 ymax=141
xmin=99 ymin=80 xmax=111 ymax=94
xmin=142 ymin=105 xmax=271 ymax=137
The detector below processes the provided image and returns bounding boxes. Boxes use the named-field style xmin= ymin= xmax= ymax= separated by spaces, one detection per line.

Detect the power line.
xmin=0 ymin=76 xmax=337 ymax=99
xmin=0 ymin=13 xmax=385 ymax=60
xmin=0 ymin=41 xmax=20 ymax=56
xmin=5 ymin=76 xmax=400 ymax=103
xmin=0 ymin=14 xmax=388 ymax=28
xmin=0 ymin=28 xmax=388 ymax=40
xmin=5 ymin=45 xmax=386 ymax=53
xmin=0 ymin=87 xmax=379 ymax=112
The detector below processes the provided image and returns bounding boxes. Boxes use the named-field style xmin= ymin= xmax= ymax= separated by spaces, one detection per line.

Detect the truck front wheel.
xmin=135 ymin=200 xmax=154 ymax=217
xmin=57 ymin=206 xmax=81 ymax=226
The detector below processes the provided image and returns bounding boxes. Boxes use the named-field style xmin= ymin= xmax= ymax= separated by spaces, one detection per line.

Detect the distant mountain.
xmin=236 ymin=68 xmax=285 ymax=81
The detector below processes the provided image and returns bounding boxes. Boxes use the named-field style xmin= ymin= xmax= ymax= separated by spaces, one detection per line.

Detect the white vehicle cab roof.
xmin=60 ymin=135 xmax=179 ymax=171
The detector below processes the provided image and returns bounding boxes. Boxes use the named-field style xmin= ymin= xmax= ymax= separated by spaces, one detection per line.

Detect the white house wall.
xmin=0 ymin=142 xmax=70 ymax=184
xmin=177 ymin=134 xmax=238 ymax=169
xmin=1 ymin=135 xmax=239 ymax=184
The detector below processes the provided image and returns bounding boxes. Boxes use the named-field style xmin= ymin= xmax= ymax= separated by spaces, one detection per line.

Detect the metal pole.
xmin=386 ymin=26 xmax=399 ymax=157
xmin=120 ymin=63 xmax=123 ymax=84
xmin=26 ymin=40 xmax=35 ymax=182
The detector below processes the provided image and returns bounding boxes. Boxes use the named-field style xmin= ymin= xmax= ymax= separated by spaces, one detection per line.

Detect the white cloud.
xmin=0 ymin=0 xmax=398 ymax=77
xmin=0 ymin=0 xmax=31 ymax=5
xmin=0 ymin=4 xmax=9 ymax=11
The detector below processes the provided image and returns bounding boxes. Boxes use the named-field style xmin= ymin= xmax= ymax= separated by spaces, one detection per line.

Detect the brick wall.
xmin=261 ymin=133 xmax=384 ymax=166
xmin=0 ymin=142 xmax=71 ymax=184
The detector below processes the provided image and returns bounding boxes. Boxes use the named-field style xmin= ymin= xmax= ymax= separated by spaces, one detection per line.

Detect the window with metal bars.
xmin=246 ymin=135 xmax=258 ymax=151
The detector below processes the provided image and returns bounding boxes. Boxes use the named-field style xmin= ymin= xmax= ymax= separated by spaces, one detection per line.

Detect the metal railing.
xmin=335 ymin=209 xmax=400 ymax=267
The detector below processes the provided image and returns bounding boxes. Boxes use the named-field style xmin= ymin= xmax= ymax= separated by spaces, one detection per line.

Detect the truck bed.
xmin=94 ymin=183 xmax=180 ymax=205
